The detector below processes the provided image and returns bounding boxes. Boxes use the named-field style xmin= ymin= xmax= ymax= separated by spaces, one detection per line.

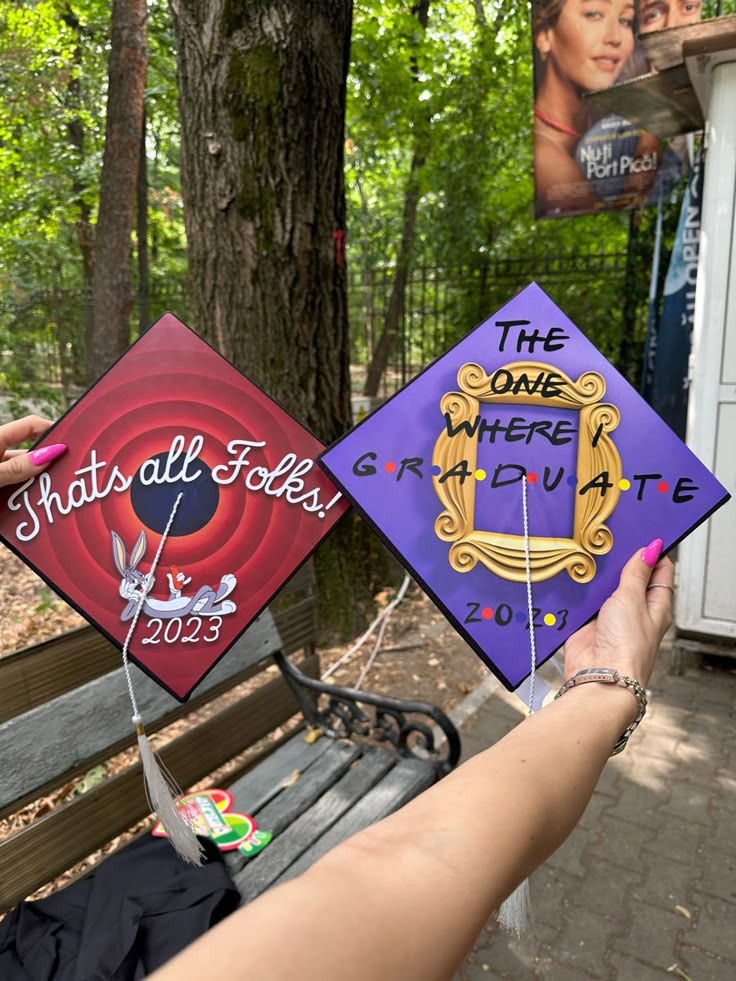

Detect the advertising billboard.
xmin=532 ymin=0 xmax=704 ymax=219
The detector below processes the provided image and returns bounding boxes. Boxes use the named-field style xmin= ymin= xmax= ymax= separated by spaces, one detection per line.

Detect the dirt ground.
xmin=0 ymin=548 xmax=85 ymax=653
xmin=0 ymin=547 xmax=487 ymax=709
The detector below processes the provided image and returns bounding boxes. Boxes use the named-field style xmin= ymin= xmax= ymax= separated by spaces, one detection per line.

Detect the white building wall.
xmin=677 ymin=60 xmax=736 ymax=641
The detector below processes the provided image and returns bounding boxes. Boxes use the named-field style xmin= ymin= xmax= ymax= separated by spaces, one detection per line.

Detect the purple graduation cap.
xmin=319 ymin=284 xmax=730 ymax=691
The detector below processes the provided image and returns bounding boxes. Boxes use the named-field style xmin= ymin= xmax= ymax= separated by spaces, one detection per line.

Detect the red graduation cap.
xmin=0 ymin=313 xmax=349 ymax=862
xmin=0 ymin=313 xmax=347 ymax=702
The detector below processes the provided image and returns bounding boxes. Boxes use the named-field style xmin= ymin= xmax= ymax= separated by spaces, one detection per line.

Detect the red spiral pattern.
xmin=0 ymin=315 xmax=347 ymax=700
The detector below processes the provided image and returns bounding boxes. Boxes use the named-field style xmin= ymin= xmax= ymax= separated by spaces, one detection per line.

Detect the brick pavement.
xmin=456 ymin=649 xmax=736 ymax=981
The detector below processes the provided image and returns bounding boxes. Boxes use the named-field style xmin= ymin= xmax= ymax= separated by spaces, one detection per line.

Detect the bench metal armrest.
xmin=273 ymin=651 xmax=461 ymax=779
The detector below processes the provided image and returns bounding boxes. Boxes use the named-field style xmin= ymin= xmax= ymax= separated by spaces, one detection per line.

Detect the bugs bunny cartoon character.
xmin=111 ymin=530 xmax=237 ymax=621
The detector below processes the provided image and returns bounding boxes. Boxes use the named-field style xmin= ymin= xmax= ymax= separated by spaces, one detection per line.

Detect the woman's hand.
xmin=0 ymin=416 xmax=66 ymax=489
xmin=564 ymin=540 xmax=674 ymax=688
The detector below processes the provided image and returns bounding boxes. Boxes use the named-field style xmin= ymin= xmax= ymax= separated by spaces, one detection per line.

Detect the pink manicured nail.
xmin=29 ymin=443 xmax=67 ymax=467
xmin=641 ymin=538 xmax=663 ymax=568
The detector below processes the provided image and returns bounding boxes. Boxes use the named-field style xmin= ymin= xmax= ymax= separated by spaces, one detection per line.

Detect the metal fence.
xmin=0 ymin=289 xmax=188 ymax=410
xmin=1 ymin=249 xmax=628 ymax=406
xmin=348 ymin=250 xmax=628 ymax=397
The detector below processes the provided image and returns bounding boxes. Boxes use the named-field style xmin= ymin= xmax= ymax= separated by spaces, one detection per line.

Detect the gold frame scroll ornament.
xmin=432 ymin=361 xmax=622 ymax=584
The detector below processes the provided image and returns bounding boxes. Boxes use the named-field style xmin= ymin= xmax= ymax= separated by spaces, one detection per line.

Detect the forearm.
xmin=418 ymin=682 xmax=637 ymax=900
xmin=319 ymin=683 xmax=637 ymax=973
xmin=151 ymin=684 xmax=637 ymax=981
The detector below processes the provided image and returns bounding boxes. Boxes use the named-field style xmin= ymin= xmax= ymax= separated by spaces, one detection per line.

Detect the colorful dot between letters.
xmin=366 ymin=458 xmax=694 ymax=504
xmin=466 ymin=603 xmax=566 ymax=630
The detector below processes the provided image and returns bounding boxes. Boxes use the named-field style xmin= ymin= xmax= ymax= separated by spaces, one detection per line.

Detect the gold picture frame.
xmin=433 ymin=361 xmax=622 ymax=584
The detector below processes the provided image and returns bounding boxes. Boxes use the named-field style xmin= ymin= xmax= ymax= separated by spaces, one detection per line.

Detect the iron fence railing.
xmin=1 ymin=251 xmax=628 ymax=403
xmin=348 ymin=251 xmax=628 ymax=397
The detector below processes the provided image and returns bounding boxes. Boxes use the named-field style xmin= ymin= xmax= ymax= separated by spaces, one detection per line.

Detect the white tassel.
xmin=118 ymin=495 xmax=202 ymax=865
xmin=499 ymin=478 xmax=537 ymax=938
xmin=135 ymin=716 xmax=204 ymax=865
xmin=499 ymin=877 xmax=533 ymax=938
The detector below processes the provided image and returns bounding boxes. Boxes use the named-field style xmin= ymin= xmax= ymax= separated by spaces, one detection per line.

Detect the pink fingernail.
xmin=641 ymin=538 xmax=663 ymax=568
xmin=29 ymin=443 xmax=67 ymax=467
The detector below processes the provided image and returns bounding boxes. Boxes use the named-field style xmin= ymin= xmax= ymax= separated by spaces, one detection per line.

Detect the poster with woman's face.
xmin=532 ymin=0 xmax=703 ymax=219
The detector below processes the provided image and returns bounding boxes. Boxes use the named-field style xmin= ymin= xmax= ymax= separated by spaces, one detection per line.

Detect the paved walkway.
xmin=456 ymin=647 xmax=736 ymax=980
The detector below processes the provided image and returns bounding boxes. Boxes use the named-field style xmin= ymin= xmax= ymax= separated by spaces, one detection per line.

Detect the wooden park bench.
xmin=0 ymin=565 xmax=461 ymax=917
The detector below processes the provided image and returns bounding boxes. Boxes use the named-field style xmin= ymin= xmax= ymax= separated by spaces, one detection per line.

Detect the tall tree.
xmin=170 ymin=0 xmax=353 ymax=442
xmin=170 ymin=0 xmax=385 ymax=632
xmin=137 ymin=105 xmax=151 ymax=332
xmin=362 ymin=0 xmax=430 ymax=398
xmin=60 ymin=2 xmax=97 ymax=378
xmin=89 ymin=0 xmax=148 ymax=379
xmin=0 ymin=1 xmax=186 ymax=396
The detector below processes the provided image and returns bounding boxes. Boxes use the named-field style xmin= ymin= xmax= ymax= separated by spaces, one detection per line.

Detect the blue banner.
xmin=648 ymin=146 xmax=704 ymax=439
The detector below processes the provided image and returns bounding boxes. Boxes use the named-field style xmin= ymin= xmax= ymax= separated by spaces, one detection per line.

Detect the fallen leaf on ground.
xmin=282 ymin=770 xmax=300 ymax=788
xmin=666 ymin=965 xmax=693 ymax=981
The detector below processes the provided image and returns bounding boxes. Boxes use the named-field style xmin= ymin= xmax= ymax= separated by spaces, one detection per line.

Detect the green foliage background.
xmin=1 ymin=0 xmax=734 ymax=407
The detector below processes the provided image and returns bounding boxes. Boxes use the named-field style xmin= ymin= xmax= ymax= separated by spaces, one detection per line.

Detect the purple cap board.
xmin=319 ymin=283 xmax=730 ymax=692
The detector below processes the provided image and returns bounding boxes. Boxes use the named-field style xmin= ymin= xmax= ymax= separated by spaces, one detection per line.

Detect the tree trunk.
xmin=59 ymin=3 xmax=95 ymax=385
xmin=362 ymin=148 xmax=426 ymax=397
xmin=89 ymin=0 xmax=147 ymax=380
xmin=171 ymin=0 xmax=390 ymax=635
xmin=471 ymin=0 xmax=487 ymax=27
xmin=137 ymin=105 xmax=151 ymax=333
xmin=170 ymin=0 xmax=352 ymax=443
xmin=619 ymin=209 xmax=643 ymax=384
xmin=362 ymin=0 xmax=430 ymax=398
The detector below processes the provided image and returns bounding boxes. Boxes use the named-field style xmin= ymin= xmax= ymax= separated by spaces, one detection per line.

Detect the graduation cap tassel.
xmin=499 ymin=476 xmax=537 ymax=937
xmin=120 ymin=492 xmax=204 ymax=866
xmin=498 ymin=877 xmax=532 ymax=940
xmin=134 ymin=715 xmax=203 ymax=864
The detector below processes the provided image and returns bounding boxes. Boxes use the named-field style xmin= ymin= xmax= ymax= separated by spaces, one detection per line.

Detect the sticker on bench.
xmin=152 ymin=788 xmax=272 ymax=856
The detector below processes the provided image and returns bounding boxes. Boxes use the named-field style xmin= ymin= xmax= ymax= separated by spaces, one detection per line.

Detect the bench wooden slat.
xmin=231 ymin=741 xmax=361 ymax=878
xmin=0 ymin=546 xmax=457 ymax=923
xmin=236 ymin=746 xmax=396 ymax=901
xmin=0 ymin=627 xmax=119 ymax=724
xmin=0 ymin=652 xmax=318 ymax=912
xmin=274 ymin=597 xmax=317 ymax=655
xmin=0 ymin=612 xmax=282 ymax=814
xmin=271 ymin=757 xmax=436 ymax=888
xmin=0 ymin=564 xmax=314 ymax=721
xmin=226 ymin=732 xmax=333 ymax=817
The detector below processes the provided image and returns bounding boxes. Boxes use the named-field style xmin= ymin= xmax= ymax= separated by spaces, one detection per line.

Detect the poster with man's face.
xmin=532 ymin=0 xmax=704 ymax=220
xmin=638 ymin=0 xmax=703 ymax=32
